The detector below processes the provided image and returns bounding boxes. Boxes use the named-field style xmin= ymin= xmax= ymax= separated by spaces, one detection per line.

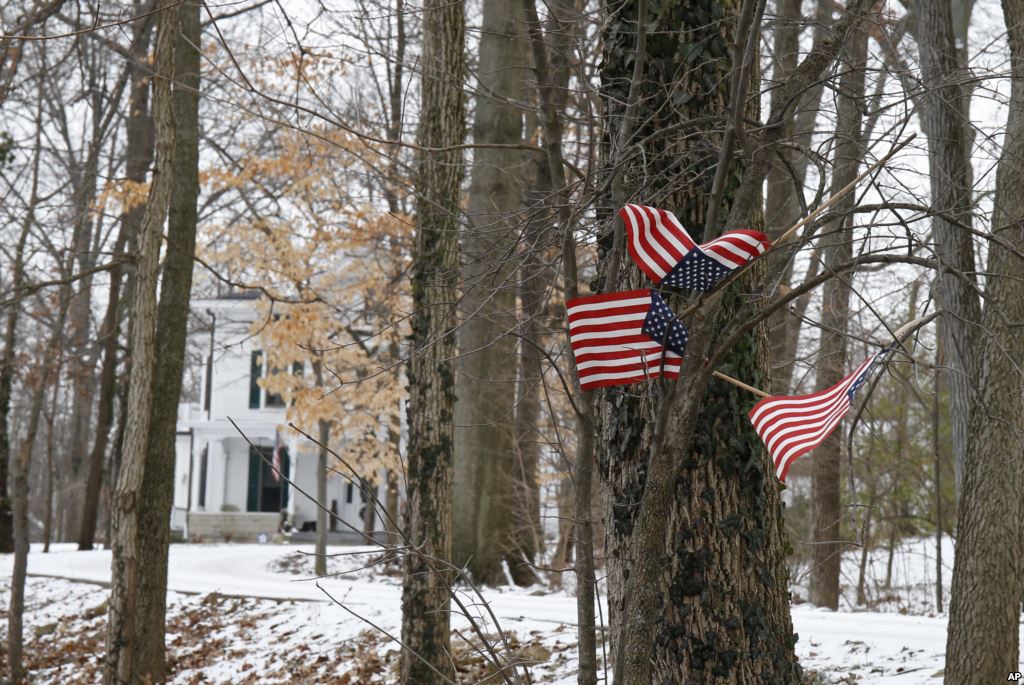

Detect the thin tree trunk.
xmin=519 ymin=2 xmax=599 ymax=678
xmin=933 ymin=368 xmax=943 ymax=614
xmin=885 ymin=528 xmax=896 ymax=589
xmin=9 ymin=274 xmax=72 ymax=684
xmin=398 ymin=0 xmax=465 ymax=680
xmin=317 ymin=418 xmax=329 ymax=575
xmin=855 ymin=498 xmax=873 ymax=606
xmin=808 ymin=15 xmax=868 ymax=610
xmin=0 ymin=85 xmax=47 ymax=558
xmin=944 ymin=1 xmax=1024 ymax=679
xmin=313 ymin=357 xmax=329 ymax=576
xmin=104 ymin=1 xmax=178 ymax=680
xmin=452 ymin=0 xmax=528 ymax=586
xmin=43 ymin=379 xmax=60 ymax=554
xmin=79 ymin=8 xmax=155 ymax=550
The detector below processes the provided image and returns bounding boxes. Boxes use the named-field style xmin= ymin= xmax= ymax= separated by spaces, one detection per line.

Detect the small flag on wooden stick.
xmin=748 ymin=345 xmax=896 ymax=481
xmin=566 ymin=289 xmax=689 ymax=391
xmin=620 ymin=204 xmax=770 ymax=291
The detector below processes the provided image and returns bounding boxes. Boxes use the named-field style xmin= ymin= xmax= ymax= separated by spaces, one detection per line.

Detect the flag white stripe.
xmin=625 ymin=205 xmax=668 ymax=279
xmin=567 ymin=311 xmax=648 ymax=329
xmin=651 ymin=207 xmax=693 ymax=257
xmin=567 ymin=295 xmax=651 ymax=317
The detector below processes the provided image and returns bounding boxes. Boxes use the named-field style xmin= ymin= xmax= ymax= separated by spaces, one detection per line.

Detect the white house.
xmin=172 ymin=293 xmax=392 ymax=543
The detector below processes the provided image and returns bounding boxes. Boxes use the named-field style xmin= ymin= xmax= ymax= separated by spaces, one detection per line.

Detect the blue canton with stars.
xmin=641 ymin=292 xmax=689 ymax=356
xmin=661 ymin=249 xmax=731 ymax=292
xmin=847 ymin=344 xmax=897 ymax=401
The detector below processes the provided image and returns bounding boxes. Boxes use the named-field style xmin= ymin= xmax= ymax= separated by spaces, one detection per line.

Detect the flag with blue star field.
xmin=748 ymin=344 xmax=897 ymax=481
xmin=566 ymin=289 xmax=689 ymax=391
xmin=620 ymin=204 xmax=771 ymax=291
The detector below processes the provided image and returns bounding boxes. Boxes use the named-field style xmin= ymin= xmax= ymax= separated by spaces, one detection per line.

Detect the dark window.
xmin=246 ymin=445 xmax=290 ymax=512
xmin=292 ymin=361 xmax=304 ymax=376
xmin=346 ymin=482 xmax=354 ymax=504
xmin=198 ymin=445 xmax=209 ymax=508
xmin=265 ymin=385 xmax=285 ymax=408
xmin=249 ymin=351 xmax=262 ymax=409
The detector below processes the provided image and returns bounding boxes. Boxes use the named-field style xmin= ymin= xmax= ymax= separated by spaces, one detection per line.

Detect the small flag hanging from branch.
xmin=567 ymin=289 xmax=689 ymax=391
xmin=748 ymin=344 xmax=896 ymax=481
xmin=620 ymin=204 xmax=771 ymax=291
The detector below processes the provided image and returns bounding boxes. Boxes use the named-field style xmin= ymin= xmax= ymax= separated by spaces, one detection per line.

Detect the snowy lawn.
xmin=0 ymin=542 xmax=996 ymax=683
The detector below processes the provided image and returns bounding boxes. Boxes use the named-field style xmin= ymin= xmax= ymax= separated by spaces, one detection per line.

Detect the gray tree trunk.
xmin=916 ymin=0 xmax=982 ymax=498
xmin=944 ymin=0 xmax=1024 ymax=679
xmin=398 ymin=0 xmax=465 ymax=681
xmin=104 ymin=1 xmax=178 ymax=680
xmin=451 ymin=0 xmax=529 ymax=586
xmin=808 ymin=18 xmax=867 ymax=610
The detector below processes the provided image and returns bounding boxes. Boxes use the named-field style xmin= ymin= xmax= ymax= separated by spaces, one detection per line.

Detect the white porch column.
xmin=206 ymin=438 xmax=227 ymax=512
xmin=286 ymin=433 xmax=299 ymax=524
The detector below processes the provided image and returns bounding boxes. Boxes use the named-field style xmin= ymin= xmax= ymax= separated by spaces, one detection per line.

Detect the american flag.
xmin=620 ymin=204 xmax=771 ymax=291
xmin=272 ymin=429 xmax=283 ymax=482
xmin=748 ymin=345 xmax=896 ymax=481
xmin=566 ymin=289 xmax=689 ymax=391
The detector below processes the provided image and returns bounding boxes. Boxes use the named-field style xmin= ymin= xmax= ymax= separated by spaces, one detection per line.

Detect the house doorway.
xmin=246 ymin=445 xmax=290 ymax=512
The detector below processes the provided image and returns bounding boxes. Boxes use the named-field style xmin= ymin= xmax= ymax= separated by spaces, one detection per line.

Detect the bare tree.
xmin=105 ymin=0 xmax=178 ymax=680
xmin=398 ymin=0 xmax=465 ymax=680
xmin=808 ymin=13 xmax=868 ymax=609
xmin=944 ymin=0 xmax=1024 ymax=678
xmin=452 ymin=0 xmax=532 ymax=586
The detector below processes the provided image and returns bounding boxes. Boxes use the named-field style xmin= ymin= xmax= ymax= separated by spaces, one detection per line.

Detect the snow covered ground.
xmin=0 ymin=540 xmax=1007 ymax=683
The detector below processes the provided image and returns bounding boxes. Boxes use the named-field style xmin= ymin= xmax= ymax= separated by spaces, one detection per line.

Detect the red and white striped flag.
xmin=566 ymin=289 xmax=689 ymax=391
xmin=749 ymin=347 xmax=894 ymax=481
xmin=620 ymin=204 xmax=771 ymax=291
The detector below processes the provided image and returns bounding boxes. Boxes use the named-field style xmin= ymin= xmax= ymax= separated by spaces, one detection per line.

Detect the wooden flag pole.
xmin=710 ymin=311 xmax=939 ymax=401
xmin=712 ymin=370 xmax=772 ymax=399
xmin=774 ymin=133 xmax=917 ymax=247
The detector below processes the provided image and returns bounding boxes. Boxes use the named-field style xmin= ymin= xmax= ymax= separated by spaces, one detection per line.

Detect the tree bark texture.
xmin=132 ymin=3 xmax=201 ymax=679
xmin=79 ymin=9 xmax=155 ymax=550
xmin=916 ymin=0 xmax=982 ymax=498
xmin=598 ymin=2 xmax=801 ymax=682
xmin=944 ymin=0 xmax=1024 ymax=679
xmin=398 ymin=0 xmax=465 ymax=681
xmin=104 ymin=1 xmax=178 ymax=681
xmin=808 ymin=19 xmax=867 ymax=610
xmin=452 ymin=0 xmax=530 ymax=585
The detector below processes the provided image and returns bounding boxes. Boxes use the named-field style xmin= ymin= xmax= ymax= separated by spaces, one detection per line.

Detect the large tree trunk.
xmin=594 ymin=0 xmax=865 ymax=679
xmin=944 ymin=0 xmax=1024 ymax=679
xmin=398 ymin=0 xmax=465 ymax=681
xmin=79 ymin=8 xmax=155 ymax=550
xmin=916 ymin=0 xmax=982 ymax=498
xmin=451 ymin=0 xmax=529 ymax=586
xmin=808 ymin=18 xmax=867 ymax=609
xmin=104 ymin=1 xmax=179 ymax=681
xmin=132 ymin=3 xmax=201 ymax=679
